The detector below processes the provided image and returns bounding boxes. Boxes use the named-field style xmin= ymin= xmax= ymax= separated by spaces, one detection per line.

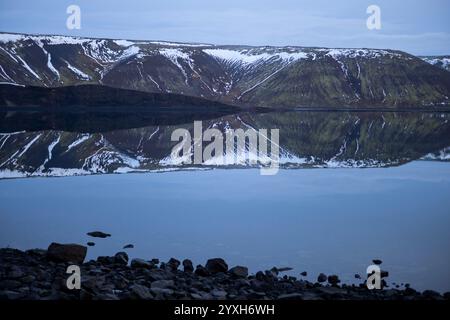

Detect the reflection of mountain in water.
xmin=1 ymin=110 xmax=450 ymax=178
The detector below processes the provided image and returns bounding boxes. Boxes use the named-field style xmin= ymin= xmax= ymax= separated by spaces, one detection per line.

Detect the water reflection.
xmin=0 ymin=110 xmax=449 ymax=178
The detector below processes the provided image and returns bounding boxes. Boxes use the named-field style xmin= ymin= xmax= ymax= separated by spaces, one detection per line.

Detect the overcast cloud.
xmin=0 ymin=0 xmax=449 ymax=55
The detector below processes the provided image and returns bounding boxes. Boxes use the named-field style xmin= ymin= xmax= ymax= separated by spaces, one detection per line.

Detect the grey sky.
xmin=0 ymin=0 xmax=449 ymax=55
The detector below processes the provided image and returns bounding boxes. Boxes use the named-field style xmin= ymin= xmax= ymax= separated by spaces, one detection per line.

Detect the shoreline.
xmin=0 ymin=244 xmax=448 ymax=300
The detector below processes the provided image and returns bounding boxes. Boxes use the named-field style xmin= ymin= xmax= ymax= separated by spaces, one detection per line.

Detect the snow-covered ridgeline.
xmin=203 ymin=48 xmax=309 ymax=66
xmin=323 ymin=48 xmax=404 ymax=59
xmin=421 ymin=56 xmax=450 ymax=71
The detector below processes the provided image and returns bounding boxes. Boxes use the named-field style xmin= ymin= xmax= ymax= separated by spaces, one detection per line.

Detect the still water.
xmin=1 ymin=161 xmax=449 ymax=292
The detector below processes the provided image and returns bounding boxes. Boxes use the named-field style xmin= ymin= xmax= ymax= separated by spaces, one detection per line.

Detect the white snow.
xmin=114 ymin=40 xmax=135 ymax=47
xmin=65 ymin=134 xmax=91 ymax=152
xmin=324 ymin=48 xmax=402 ymax=59
xmin=0 ymin=65 xmax=14 ymax=82
xmin=63 ymin=60 xmax=90 ymax=80
xmin=203 ymin=49 xmax=308 ymax=65
xmin=421 ymin=57 xmax=450 ymax=70
xmin=238 ymin=65 xmax=289 ymax=98
xmin=0 ymin=82 xmax=24 ymax=86
xmin=0 ymin=33 xmax=25 ymax=43
xmin=37 ymin=134 xmax=60 ymax=171
xmin=147 ymin=41 xmax=212 ymax=47
xmin=32 ymin=35 xmax=88 ymax=45
xmin=159 ymin=48 xmax=192 ymax=84
xmin=16 ymin=134 xmax=42 ymax=159
xmin=421 ymin=147 xmax=450 ymax=161
xmin=0 ymin=169 xmax=27 ymax=178
xmin=14 ymin=55 xmax=41 ymax=80
xmin=0 ymin=47 xmax=18 ymax=63
xmin=119 ymin=45 xmax=140 ymax=59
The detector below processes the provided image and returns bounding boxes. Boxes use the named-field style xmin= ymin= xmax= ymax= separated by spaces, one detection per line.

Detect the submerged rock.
xmin=87 ymin=242 xmax=95 ymax=247
xmin=123 ymin=244 xmax=134 ymax=249
xmin=276 ymin=267 xmax=293 ymax=273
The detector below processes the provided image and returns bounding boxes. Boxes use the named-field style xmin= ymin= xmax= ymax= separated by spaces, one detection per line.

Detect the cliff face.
xmin=1 ymin=33 xmax=449 ymax=109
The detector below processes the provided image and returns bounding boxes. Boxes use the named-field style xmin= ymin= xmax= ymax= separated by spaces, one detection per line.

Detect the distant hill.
xmin=0 ymin=83 xmax=239 ymax=110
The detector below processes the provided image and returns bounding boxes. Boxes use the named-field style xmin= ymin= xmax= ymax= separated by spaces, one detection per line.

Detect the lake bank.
xmin=1 ymin=245 xmax=447 ymax=300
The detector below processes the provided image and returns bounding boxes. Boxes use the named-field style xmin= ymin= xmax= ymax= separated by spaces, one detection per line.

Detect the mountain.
xmin=1 ymin=32 xmax=450 ymax=109
xmin=420 ymin=56 xmax=450 ymax=72
xmin=1 ymin=110 xmax=450 ymax=178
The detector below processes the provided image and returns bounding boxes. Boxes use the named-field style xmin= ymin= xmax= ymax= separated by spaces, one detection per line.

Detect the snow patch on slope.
xmin=63 ymin=60 xmax=90 ymax=80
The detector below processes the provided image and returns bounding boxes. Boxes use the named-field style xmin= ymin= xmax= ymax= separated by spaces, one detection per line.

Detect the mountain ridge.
xmin=1 ymin=32 xmax=449 ymax=109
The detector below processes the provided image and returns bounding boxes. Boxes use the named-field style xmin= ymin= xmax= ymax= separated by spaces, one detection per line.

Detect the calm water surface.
xmin=1 ymin=161 xmax=450 ymax=292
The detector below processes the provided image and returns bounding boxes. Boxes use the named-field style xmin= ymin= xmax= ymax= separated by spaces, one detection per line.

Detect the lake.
xmin=1 ymin=161 xmax=450 ymax=292
xmin=1 ymin=109 xmax=450 ymax=293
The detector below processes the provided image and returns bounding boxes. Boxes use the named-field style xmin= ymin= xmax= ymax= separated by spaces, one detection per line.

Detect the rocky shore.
xmin=0 ymin=243 xmax=448 ymax=300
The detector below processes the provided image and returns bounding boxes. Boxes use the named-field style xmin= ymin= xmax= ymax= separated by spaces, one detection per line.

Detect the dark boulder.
xmin=46 ymin=243 xmax=87 ymax=264
xmin=205 ymin=258 xmax=228 ymax=274
xmin=422 ymin=290 xmax=441 ymax=299
xmin=167 ymin=258 xmax=180 ymax=271
xmin=130 ymin=258 xmax=153 ymax=269
xmin=327 ymin=275 xmax=341 ymax=286
xmin=182 ymin=259 xmax=194 ymax=273
xmin=97 ymin=256 xmax=115 ymax=264
xmin=317 ymin=273 xmax=327 ymax=283
xmin=256 ymin=271 xmax=266 ymax=281
xmin=114 ymin=252 xmax=129 ymax=265
xmin=229 ymin=266 xmax=248 ymax=278
xmin=195 ymin=265 xmax=210 ymax=277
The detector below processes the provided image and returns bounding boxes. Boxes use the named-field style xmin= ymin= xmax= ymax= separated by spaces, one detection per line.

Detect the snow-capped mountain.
xmin=1 ymin=32 xmax=450 ymax=108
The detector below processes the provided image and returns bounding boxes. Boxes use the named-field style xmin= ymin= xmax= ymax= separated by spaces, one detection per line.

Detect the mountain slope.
xmin=1 ymin=32 xmax=450 ymax=108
